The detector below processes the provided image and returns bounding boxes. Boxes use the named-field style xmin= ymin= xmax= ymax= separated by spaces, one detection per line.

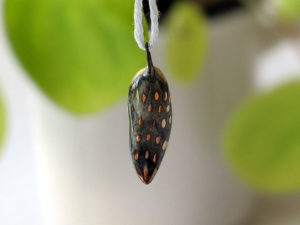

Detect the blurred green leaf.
xmin=5 ymin=0 xmax=145 ymax=114
xmin=224 ymin=81 xmax=300 ymax=193
xmin=277 ymin=0 xmax=300 ymax=22
xmin=164 ymin=1 xmax=207 ymax=83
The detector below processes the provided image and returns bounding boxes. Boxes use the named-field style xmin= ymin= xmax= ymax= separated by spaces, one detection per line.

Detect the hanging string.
xmin=134 ymin=0 xmax=159 ymax=51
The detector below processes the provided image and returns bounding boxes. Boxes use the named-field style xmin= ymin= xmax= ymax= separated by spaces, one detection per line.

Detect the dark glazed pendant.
xmin=128 ymin=44 xmax=172 ymax=184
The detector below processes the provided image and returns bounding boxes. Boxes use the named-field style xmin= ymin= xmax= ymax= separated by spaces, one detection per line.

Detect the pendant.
xmin=128 ymin=44 xmax=172 ymax=184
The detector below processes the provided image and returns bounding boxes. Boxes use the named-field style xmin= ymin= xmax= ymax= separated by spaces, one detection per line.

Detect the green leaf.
xmin=277 ymin=0 xmax=300 ymax=22
xmin=164 ymin=1 xmax=207 ymax=83
xmin=5 ymin=0 xmax=145 ymax=114
xmin=223 ymin=81 xmax=300 ymax=193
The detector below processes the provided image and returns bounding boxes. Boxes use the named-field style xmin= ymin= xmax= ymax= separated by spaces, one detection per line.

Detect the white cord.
xmin=134 ymin=0 xmax=159 ymax=51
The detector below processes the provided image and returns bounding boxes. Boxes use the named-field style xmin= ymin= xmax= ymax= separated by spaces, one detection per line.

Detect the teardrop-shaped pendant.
xmin=128 ymin=44 xmax=172 ymax=184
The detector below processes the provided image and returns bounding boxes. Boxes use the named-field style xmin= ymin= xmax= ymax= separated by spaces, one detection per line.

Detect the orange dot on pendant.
xmin=142 ymin=93 xmax=146 ymax=103
xmin=155 ymin=136 xmax=161 ymax=144
xmin=166 ymin=105 xmax=170 ymax=112
xmin=152 ymin=120 xmax=156 ymax=127
xmin=153 ymin=153 xmax=157 ymax=163
xmin=146 ymin=133 xmax=151 ymax=141
xmin=138 ymin=118 xmax=143 ymax=126
xmin=162 ymin=119 xmax=166 ymax=128
xmin=134 ymin=152 xmax=139 ymax=160
xmin=154 ymin=92 xmax=159 ymax=101
xmin=158 ymin=105 xmax=162 ymax=113
xmin=163 ymin=92 xmax=168 ymax=101
xmin=162 ymin=140 xmax=168 ymax=151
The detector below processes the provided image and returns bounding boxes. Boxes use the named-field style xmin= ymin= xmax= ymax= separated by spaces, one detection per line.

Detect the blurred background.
xmin=1 ymin=0 xmax=300 ymax=224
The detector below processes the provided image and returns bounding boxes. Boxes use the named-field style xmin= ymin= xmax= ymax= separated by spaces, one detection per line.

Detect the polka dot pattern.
xmin=128 ymin=66 xmax=172 ymax=184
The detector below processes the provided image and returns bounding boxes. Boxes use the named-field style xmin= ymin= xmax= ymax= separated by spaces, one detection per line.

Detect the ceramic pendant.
xmin=128 ymin=44 xmax=172 ymax=184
